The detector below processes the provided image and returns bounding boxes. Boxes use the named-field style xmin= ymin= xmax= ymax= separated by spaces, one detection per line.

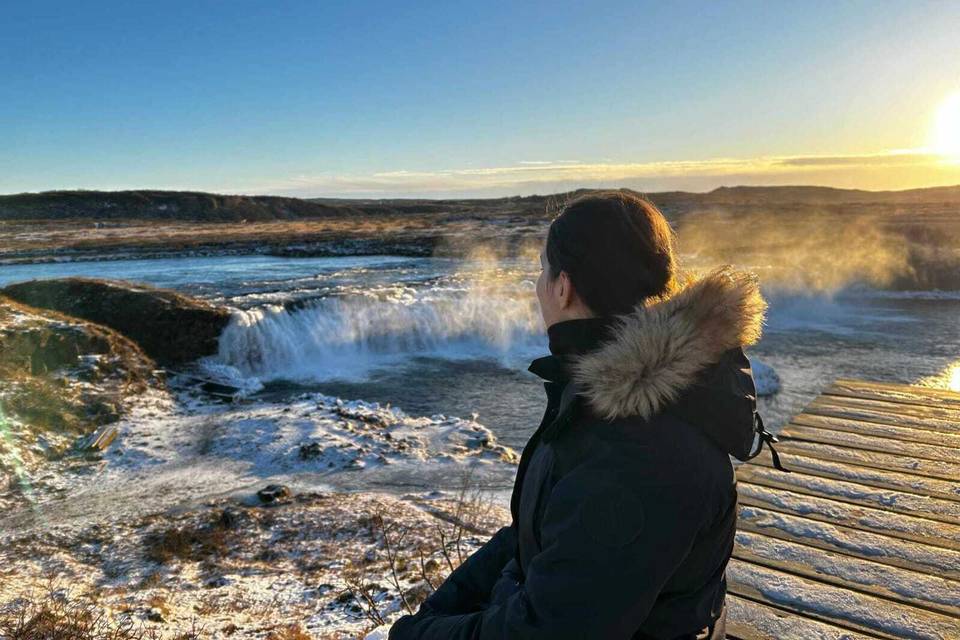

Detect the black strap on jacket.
xmin=746 ymin=413 xmax=790 ymax=472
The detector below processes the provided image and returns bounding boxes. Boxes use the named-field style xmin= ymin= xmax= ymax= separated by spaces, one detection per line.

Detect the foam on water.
xmin=208 ymin=284 xmax=546 ymax=383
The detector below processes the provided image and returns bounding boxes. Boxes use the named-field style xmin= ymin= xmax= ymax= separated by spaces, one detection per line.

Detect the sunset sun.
xmin=932 ymin=92 xmax=960 ymax=160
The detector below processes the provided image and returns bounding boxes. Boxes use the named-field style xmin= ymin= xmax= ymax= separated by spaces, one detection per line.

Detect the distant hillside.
xmin=2 ymin=185 xmax=960 ymax=222
xmin=0 ymin=190 xmax=351 ymax=222
xmin=313 ymin=184 xmax=960 ymax=207
xmin=683 ymin=185 xmax=960 ymax=205
xmin=0 ymin=189 xmax=593 ymax=222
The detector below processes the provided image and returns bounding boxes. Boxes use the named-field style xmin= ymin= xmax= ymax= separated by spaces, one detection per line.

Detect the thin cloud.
xmin=775 ymin=151 xmax=941 ymax=167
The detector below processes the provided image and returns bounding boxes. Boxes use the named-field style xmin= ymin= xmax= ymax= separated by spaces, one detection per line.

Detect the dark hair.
xmin=545 ymin=190 xmax=678 ymax=316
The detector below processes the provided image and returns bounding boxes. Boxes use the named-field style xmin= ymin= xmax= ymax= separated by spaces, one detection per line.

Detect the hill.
xmin=3 ymin=184 xmax=960 ymax=222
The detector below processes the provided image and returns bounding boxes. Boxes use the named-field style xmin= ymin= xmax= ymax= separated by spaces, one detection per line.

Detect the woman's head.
xmin=536 ymin=190 xmax=678 ymax=328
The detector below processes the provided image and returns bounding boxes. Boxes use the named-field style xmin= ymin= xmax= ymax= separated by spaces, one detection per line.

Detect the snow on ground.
xmin=750 ymin=358 xmax=781 ymax=396
xmin=2 ymin=369 xmax=522 ymax=638
xmin=1 ymin=377 xmax=518 ymax=535
xmin=0 ymin=488 xmax=512 ymax=639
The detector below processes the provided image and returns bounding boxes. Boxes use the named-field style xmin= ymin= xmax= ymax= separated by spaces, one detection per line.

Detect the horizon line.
xmin=5 ymin=180 xmax=960 ymax=202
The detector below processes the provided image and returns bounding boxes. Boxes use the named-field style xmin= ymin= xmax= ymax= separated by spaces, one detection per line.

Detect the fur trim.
xmin=567 ymin=265 xmax=767 ymax=421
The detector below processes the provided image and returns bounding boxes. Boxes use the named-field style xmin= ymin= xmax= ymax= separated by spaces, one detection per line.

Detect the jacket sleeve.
xmin=389 ymin=465 xmax=704 ymax=640
xmin=417 ymin=524 xmax=517 ymax=615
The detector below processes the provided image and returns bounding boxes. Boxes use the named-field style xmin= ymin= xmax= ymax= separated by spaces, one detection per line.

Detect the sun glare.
xmin=920 ymin=361 xmax=960 ymax=393
xmin=932 ymin=92 xmax=960 ymax=161
xmin=949 ymin=363 xmax=960 ymax=393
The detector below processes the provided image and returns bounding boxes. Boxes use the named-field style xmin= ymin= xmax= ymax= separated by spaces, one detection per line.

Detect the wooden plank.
xmin=737 ymin=464 xmax=960 ymax=525
xmin=76 ymin=425 xmax=118 ymax=451
xmin=772 ymin=440 xmax=960 ymax=483
xmin=815 ymin=390 xmax=960 ymax=418
xmin=738 ymin=504 xmax=960 ymax=581
xmin=808 ymin=394 xmax=960 ymax=432
xmin=725 ymin=594 xmax=883 ymax=640
xmin=737 ymin=483 xmax=960 ymax=551
xmin=831 ymin=377 xmax=960 ymax=402
xmin=733 ymin=530 xmax=960 ymax=618
xmin=780 ymin=424 xmax=958 ymax=463
xmin=727 ymin=559 xmax=960 ymax=639
xmin=793 ymin=411 xmax=960 ymax=446
xmin=746 ymin=449 xmax=960 ymax=503
xmin=729 ymin=378 xmax=960 ymax=637
xmin=826 ymin=379 xmax=960 ymax=410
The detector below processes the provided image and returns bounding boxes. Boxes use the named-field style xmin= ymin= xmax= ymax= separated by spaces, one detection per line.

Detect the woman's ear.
xmin=557 ymin=271 xmax=574 ymax=309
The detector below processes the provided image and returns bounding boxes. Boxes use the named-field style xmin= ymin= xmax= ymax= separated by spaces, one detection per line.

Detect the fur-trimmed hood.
xmin=567 ymin=265 xmax=767 ymax=422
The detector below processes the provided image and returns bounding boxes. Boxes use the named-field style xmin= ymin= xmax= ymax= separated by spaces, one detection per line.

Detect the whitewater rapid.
xmin=210 ymin=286 xmax=544 ymax=383
xmin=201 ymin=288 xmax=783 ymax=396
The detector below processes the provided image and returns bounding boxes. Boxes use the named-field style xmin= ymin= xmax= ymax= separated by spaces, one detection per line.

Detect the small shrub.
xmin=265 ymin=623 xmax=313 ymax=640
xmin=143 ymin=515 xmax=231 ymax=565
xmin=0 ymin=592 xmax=202 ymax=640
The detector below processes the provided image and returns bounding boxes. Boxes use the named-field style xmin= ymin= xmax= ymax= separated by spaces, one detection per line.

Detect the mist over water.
xmin=678 ymin=211 xmax=910 ymax=293
xmin=676 ymin=209 xmax=960 ymax=293
xmin=2 ymin=243 xmax=959 ymax=521
xmin=174 ymin=242 xmax=960 ymax=442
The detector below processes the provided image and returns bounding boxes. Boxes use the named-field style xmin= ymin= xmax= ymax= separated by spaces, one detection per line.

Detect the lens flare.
xmin=918 ymin=361 xmax=960 ymax=392
xmin=0 ymin=403 xmax=37 ymax=504
xmin=932 ymin=92 xmax=960 ymax=161
xmin=949 ymin=363 xmax=960 ymax=393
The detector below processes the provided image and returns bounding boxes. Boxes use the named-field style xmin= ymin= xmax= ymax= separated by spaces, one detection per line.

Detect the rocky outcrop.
xmin=0 ymin=295 xmax=161 ymax=485
xmin=1 ymin=278 xmax=231 ymax=366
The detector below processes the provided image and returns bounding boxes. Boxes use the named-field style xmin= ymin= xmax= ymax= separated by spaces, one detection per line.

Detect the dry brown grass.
xmin=265 ymin=623 xmax=314 ymax=640
xmin=339 ymin=469 xmax=500 ymax=629
xmin=0 ymin=592 xmax=202 ymax=640
xmin=0 ymin=218 xmax=440 ymax=254
xmin=143 ymin=513 xmax=232 ymax=565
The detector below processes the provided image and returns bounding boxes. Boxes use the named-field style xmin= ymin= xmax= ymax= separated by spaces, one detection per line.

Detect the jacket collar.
xmin=529 ymin=266 xmax=767 ymax=432
xmin=527 ymin=316 xmax=619 ymax=383
xmin=547 ymin=316 xmax=620 ymax=357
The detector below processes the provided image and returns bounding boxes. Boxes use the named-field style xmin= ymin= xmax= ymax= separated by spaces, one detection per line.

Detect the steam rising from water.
xmin=677 ymin=211 xmax=913 ymax=293
xmin=201 ymin=222 xmax=956 ymax=395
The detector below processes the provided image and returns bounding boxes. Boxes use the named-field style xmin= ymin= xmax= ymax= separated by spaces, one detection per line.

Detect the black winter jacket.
xmin=389 ymin=267 xmax=768 ymax=640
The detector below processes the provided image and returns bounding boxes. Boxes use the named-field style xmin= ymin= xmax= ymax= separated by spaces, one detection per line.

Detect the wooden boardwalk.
xmin=726 ymin=378 xmax=960 ymax=640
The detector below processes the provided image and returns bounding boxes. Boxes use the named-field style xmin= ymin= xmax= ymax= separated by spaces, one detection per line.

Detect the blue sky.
xmin=3 ymin=0 xmax=960 ymax=197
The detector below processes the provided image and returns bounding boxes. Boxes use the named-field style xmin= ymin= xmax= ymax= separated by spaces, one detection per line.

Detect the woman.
xmin=389 ymin=190 xmax=770 ymax=640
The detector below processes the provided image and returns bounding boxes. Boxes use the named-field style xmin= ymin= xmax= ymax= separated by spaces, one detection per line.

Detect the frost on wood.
xmin=727 ymin=560 xmax=960 ymax=639
xmin=734 ymin=531 xmax=960 ymax=616
xmin=774 ymin=440 xmax=960 ymax=482
xmin=738 ymin=506 xmax=960 ymax=579
xmin=739 ymin=465 xmax=960 ymax=524
xmin=725 ymin=594 xmax=879 ymax=640
xmin=738 ymin=484 xmax=960 ymax=549
xmin=750 ymin=450 xmax=960 ymax=501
